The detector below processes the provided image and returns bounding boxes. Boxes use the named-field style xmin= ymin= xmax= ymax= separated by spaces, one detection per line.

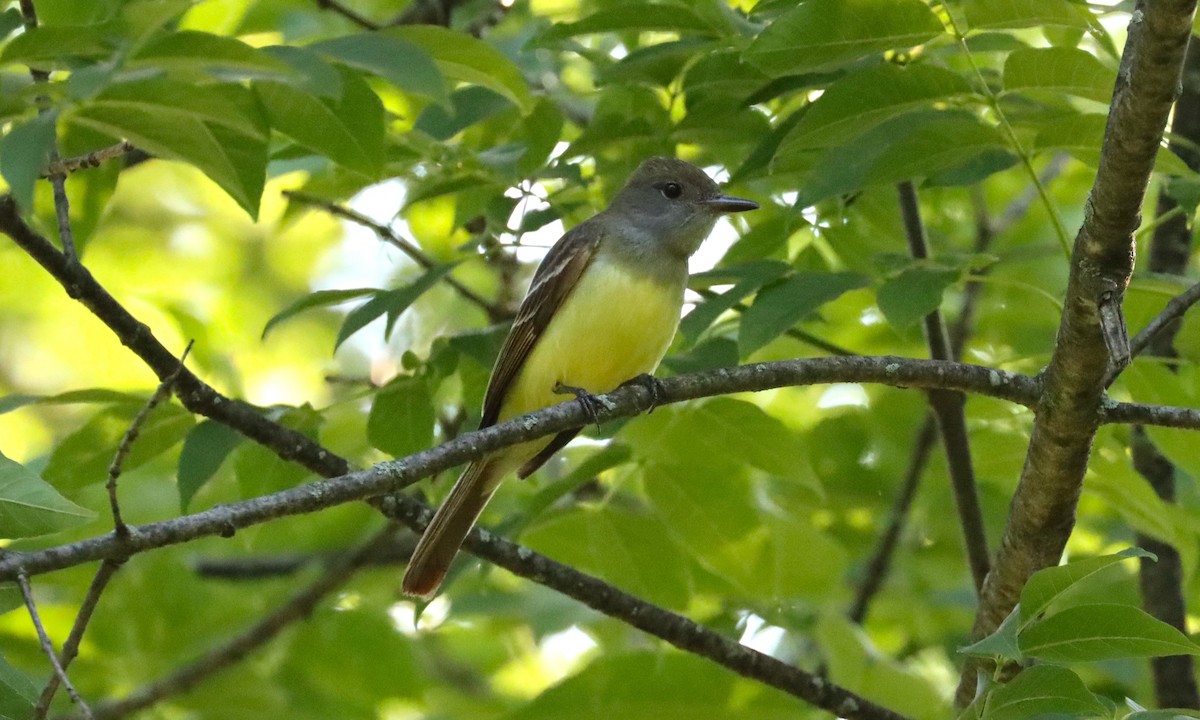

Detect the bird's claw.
xmin=553 ymin=381 xmax=605 ymax=429
xmin=620 ymin=373 xmax=667 ymax=413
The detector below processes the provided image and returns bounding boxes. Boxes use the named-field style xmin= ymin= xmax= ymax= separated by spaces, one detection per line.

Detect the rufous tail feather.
xmin=402 ymin=460 xmax=500 ymax=599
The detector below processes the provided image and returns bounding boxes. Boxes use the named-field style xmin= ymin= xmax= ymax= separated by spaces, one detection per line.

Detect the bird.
xmin=401 ymin=156 xmax=758 ymax=598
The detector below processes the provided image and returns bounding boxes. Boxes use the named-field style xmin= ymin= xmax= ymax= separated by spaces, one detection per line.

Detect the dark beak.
xmin=702 ymin=195 xmax=759 ymax=213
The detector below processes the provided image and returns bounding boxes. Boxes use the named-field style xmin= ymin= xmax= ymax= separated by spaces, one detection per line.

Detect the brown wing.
xmin=478 ymin=219 xmax=604 ymax=428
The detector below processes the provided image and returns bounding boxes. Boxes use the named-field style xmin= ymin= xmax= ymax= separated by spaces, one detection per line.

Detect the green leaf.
xmin=1031 ymin=112 xmax=1193 ymax=176
xmin=788 ymin=110 xmax=1012 ymax=202
xmin=681 ymin=260 xmax=790 ymax=345
xmin=1018 ymin=603 xmax=1200 ymax=662
xmin=0 ymin=652 xmax=38 ymax=720
xmin=534 ymin=3 xmax=720 ymax=45
xmin=367 ymin=376 xmax=434 ymax=459
xmin=743 ymin=0 xmax=945 ymax=76
xmin=334 ymin=264 xmax=458 ymax=350
xmin=0 ymin=388 xmax=144 ymax=416
xmin=67 ymin=81 xmax=268 ymax=216
xmin=780 ymin=63 xmax=975 ymax=150
xmin=964 ymin=0 xmax=1094 ymax=30
xmin=0 ymin=449 xmax=95 ymax=539
xmin=960 ymin=606 xmax=1024 ymax=661
xmin=1003 ymin=47 xmax=1115 ymax=104
xmin=43 ymin=403 xmax=195 ymax=491
xmin=516 ymin=98 xmax=565 ymax=175
xmin=739 ymin=271 xmax=869 ymax=357
xmin=232 ymin=405 xmax=322 ymax=498
xmin=387 ymin=25 xmax=533 ymax=113
xmin=261 ymin=45 xmax=343 ymax=98
xmin=177 ymin=420 xmax=243 ymax=512
xmin=522 ymin=506 xmax=693 ymax=609
xmin=1020 ymin=548 xmax=1154 ymax=622
xmin=980 ymin=665 xmax=1106 ymax=720
xmin=309 ymin=33 xmax=447 ymax=106
xmin=508 ymin=652 xmax=793 ymax=720
xmin=256 ymin=67 xmax=384 ymax=177
xmin=415 ymin=86 xmax=513 ymax=141
xmin=818 ymin=613 xmax=951 ymax=718
xmin=0 ymin=26 xmax=113 ymax=67
xmin=0 ymin=113 xmax=55 ymax=210
xmin=128 ymin=30 xmax=293 ymax=79
xmin=876 ymin=266 xmax=959 ymax=331
xmin=262 ymin=288 xmax=377 ymax=339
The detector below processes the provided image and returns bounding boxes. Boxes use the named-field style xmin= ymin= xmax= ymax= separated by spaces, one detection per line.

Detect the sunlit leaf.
xmin=1019 ymin=604 xmax=1200 ymax=662
xmin=1020 ymin=548 xmax=1154 ymax=622
xmin=1003 ymin=47 xmax=1115 ymax=104
xmin=367 ymin=376 xmax=434 ymax=459
xmin=779 ymin=63 xmax=975 ymax=150
xmin=979 ymin=665 xmax=1106 ymax=720
xmin=744 ymin=0 xmax=945 ymax=76
xmin=263 ymin=287 xmax=377 ymax=339
xmin=388 ymin=25 xmax=533 ymax=113
xmin=740 ymin=271 xmax=869 ymax=357
xmin=309 ymin=33 xmax=447 ymax=106
xmin=128 ymin=29 xmax=293 ymax=79
xmin=876 ymin=266 xmax=959 ymax=331
xmin=0 ymin=450 xmax=95 ymax=539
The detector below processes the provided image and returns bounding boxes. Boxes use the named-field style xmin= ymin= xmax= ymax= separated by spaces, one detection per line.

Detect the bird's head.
xmin=606 ymin=157 xmax=759 ymax=259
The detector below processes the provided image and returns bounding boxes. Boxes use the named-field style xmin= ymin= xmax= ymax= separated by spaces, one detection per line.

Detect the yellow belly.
xmin=498 ymin=258 xmax=684 ymax=427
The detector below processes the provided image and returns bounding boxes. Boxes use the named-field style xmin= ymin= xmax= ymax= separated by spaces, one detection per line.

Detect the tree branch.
xmin=377 ymin=495 xmax=914 ymax=720
xmin=897 ymin=180 xmax=990 ymax=593
xmin=283 ymin=190 xmax=506 ymax=322
xmin=0 ymin=354 xmax=1047 ymax=582
xmin=42 ymin=142 xmax=135 ymax=178
xmin=19 ymin=573 xmax=93 ymax=719
xmin=76 ymin=526 xmax=401 ymax=720
xmin=33 ymin=560 xmax=121 ymax=719
xmin=848 ymin=414 xmax=937 ymax=624
xmin=957 ymin=0 xmax=1199 ymax=703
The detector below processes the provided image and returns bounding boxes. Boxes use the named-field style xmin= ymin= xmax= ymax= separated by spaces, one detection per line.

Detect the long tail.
xmin=402 ymin=459 xmax=502 ymax=599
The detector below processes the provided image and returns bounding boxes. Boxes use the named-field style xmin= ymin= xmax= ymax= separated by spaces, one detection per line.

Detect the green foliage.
xmin=1 ymin=0 xmax=1198 ymax=718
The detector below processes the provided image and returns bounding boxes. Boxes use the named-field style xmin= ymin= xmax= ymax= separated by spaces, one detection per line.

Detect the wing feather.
xmin=479 ymin=220 xmax=604 ymax=428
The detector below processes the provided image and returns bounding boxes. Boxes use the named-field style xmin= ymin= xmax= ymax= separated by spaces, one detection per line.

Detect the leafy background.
xmin=1 ymin=0 xmax=1199 ymax=718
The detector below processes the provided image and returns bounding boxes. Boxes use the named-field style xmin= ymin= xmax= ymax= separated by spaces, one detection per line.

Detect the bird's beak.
xmin=701 ymin=195 xmax=759 ymax=213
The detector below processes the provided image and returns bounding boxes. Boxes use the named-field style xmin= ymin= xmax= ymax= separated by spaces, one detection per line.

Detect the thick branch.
xmin=0 ymin=354 xmax=1044 ymax=582
xmin=80 ymin=527 xmax=400 ymax=720
xmin=959 ymin=0 xmax=1198 ymax=703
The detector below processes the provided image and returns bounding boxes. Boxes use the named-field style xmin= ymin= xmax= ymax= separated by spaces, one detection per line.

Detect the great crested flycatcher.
xmin=402 ymin=157 xmax=758 ymax=598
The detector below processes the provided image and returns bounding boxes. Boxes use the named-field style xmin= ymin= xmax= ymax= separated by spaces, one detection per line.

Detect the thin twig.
xmin=18 ymin=573 xmax=94 ymax=719
xmin=79 ymin=526 xmax=400 ymax=720
xmin=1106 ymin=279 xmax=1200 ymax=385
xmin=313 ymin=0 xmax=381 ymax=29
xmin=18 ymin=0 xmax=76 ymax=261
xmin=106 ymin=341 xmax=193 ymax=534
xmin=851 ymin=157 xmax=1072 ymax=622
xmin=692 ymin=287 xmax=856 ymax=356
xmin=33 ymin=560 xmax=122 ymax=719
xmin=848 ymin=414 xmax=937 ymax=623
xmin=897 ymin=180 xmax=989 ymax=593
xmin=283 ymin=190 xmax=505 ymax=321
xmin=43 ymin=142 xmax=136 ymax=177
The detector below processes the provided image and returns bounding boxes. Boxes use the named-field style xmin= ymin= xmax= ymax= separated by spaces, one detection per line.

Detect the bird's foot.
xmin=553 ymin=381 xmax=606 ymax=429
xmin=619 ymin=373 xmax=667 ymax=413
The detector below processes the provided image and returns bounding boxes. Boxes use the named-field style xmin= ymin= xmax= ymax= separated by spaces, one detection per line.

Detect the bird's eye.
xmin=661 ymin=182 xmax=682 ymax=200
